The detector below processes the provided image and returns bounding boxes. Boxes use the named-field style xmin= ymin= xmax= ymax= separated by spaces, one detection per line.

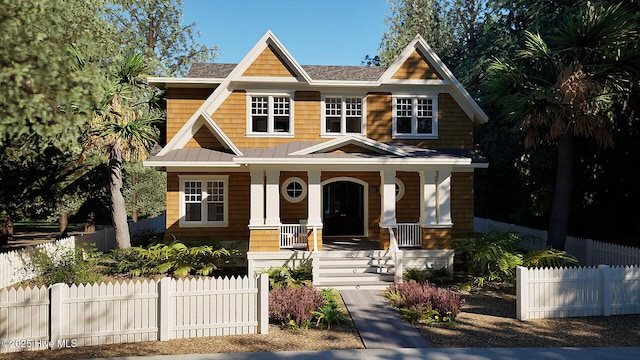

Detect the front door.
xmin=322 ymin=181 xmax=364 ymax=236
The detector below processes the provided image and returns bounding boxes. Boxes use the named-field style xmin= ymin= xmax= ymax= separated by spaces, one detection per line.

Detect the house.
xmin=146 ymin=31 xmax=487 ymax=289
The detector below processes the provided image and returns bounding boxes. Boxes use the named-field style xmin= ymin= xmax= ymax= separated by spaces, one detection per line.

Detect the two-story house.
xmin=146 ymin=31 xmax=487 ymax=289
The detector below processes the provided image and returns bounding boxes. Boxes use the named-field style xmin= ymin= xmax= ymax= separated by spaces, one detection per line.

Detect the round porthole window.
xmin=395 ymin=178 xmax=405 ymax=201
xmin=282 ymin=177 xmax=307 ymax=203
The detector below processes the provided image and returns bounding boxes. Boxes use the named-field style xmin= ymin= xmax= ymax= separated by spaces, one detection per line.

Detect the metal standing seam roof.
xmin=186 ymin=63 xmax=389 ymax=82
xmin=146 ymin=141 xmax=486 ymax=164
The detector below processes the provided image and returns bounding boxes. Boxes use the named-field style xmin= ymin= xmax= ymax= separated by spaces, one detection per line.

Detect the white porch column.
xmin=420 ymin=170 xmax=437 ymax=226
xmin=437 ymin=169 xmax=452 ymax=225
xmin=380 ymin=169 xmax=397 ymax=227
xmin=249 ymin=169 xmax=265 ymax=226
xmin=307 ymin=170 xmax=322 ymax=227
xmin=265 ymin=170 xmax=281 ymax=226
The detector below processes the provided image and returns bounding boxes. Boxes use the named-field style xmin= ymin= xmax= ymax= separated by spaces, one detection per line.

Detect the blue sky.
xmin=182 ymin=0 xmax=389 ymax=66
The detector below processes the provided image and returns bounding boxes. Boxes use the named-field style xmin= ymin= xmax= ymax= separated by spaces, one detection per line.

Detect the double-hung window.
xmin=247 ymin=94 xmax=293 ymax=135
xmin=180 ymin=175 xmax=228 ymax=226
xmin=323 ymin=96 xmax=364 ymax=135
xmin=393 ymin=96 xmax=438 ymax=138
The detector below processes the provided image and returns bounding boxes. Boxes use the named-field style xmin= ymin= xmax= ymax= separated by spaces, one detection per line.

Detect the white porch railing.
xmin=279 ymin=224 xmax=308 ymax=249
xmin=396 ymin=223 xmax=421 ymax=247
xmin=388 ymin=227 xmax=404 ymax=284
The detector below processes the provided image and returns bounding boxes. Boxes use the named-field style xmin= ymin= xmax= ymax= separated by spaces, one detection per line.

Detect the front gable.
xmin=391 ymin=49 xmax=443 ymax=80
xmin=242 ymin=45 xmax=298 ymax=78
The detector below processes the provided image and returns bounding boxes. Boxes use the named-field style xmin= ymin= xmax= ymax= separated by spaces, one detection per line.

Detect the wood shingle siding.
xmin=167 ymin=88 xmax=214 ymax=140
xmin=366 ymin=92 xmax=393 ymax=142
xmin=280 ymin=171 xmax=308 ymax=223
xmin=242 ymin=45 xmax=297 ymax=77
xmin=396 ymin=171 xmax=420 ymax=223
xmin=451 ymin=172 xmax=474 ymax=237
xmin=185 ymin=125 xmax=226 ymax=150
xmin=165 ymin=172 xmax=250 ymax=244
xmin=391 ymin=49 xmax=442 ymax=80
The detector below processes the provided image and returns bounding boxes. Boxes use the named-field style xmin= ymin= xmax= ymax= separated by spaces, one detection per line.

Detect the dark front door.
xmin=322 ymin=181 xmax=364 ymax=236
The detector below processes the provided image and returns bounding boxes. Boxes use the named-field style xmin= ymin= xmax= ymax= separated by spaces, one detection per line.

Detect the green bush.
xmin=404 ymin=266 xmax=451 ymax=285
xmin=24 ymin=245 xmax=102 ymax=286
xmin=130 ymin=229 xmax=165 ymax=247
xmin=102 ymin=240 xmax=241 ymax=277
xmin=312 ymin=289 xmax=347 ymax=329
xmin=264 ymin=264 xmax=312 ymax=289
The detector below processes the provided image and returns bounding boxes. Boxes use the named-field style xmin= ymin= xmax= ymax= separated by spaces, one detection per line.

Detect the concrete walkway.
xmin=340 ymin=290 xmax=430 ymax=349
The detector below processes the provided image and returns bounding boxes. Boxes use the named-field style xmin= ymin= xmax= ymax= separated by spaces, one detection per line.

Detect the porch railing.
xmin=279 ymin=224 xmax=308 ymax=249
xmin=396 ymin=223 xmax=421 ymax=247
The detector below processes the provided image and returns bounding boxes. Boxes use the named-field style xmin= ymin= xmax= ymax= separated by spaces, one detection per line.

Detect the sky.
xmin=181 ymin=0 xmax=390 ymax=66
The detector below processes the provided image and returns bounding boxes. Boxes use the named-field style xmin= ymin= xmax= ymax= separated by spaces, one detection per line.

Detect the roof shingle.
xmin=186 ymin=63 xmax=389 ymax=81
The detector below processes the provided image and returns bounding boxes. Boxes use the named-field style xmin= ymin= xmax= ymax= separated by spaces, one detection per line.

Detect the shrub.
xmin=404 ymin=266 xmax=451 ymax=285
xmin=24 ymin=245 xmax=102 ymax=286
xmin=264 ymin=264 xmax=312 ymax=289
xmin=387 ymin=280 xmax=464 ymax=325
xmin=522 ymin=248 xmax=579 ymax=268
xmin=130 ymin=229 xmax=165 ymax=247
xmin=312 ymin=288 xmax=347 ymax=329
xmin=269 ymin=285 xmax=324 ymax=329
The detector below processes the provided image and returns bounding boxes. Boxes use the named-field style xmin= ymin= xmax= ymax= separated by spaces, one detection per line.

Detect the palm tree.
xmin=82 ymin=51 xmax=160 ymax=248
xmin=487 ymin=2 xmax=640 ymax=249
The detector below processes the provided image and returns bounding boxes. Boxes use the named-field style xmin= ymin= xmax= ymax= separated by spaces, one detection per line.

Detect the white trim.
xmin=178 ymin=175 xmax=229 ymax=227
xmin=282 ymin=177 xmax=307 ymax=203
xmin=202 ymin=112 xmax=243 ymax=156
xmin=320 ymin=95 xmax=366 ymax=136
xmin=289 ymin=135 xmax=407 ymax=156
xmin=321 ymin=177 xmax=369 ymax=237
xmin=392 ymin=95 xmax=439 ymax=139
xmin=246 ymin=92 xmax=295 ymax=136
xmin=147 ymin=77 xmax=225 ymax=87
xmin=395 ymin=178 xmax=405 ymax=201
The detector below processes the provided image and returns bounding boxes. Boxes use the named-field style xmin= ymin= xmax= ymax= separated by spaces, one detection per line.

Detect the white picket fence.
xmin=516 ymin=265 xmax=640 ymax=320
xmin=0 ymin=237 xmax=76 ymax=290
xmin=0 ymin=275 xmax=269 ymax=352
xmin=474 ymin=217 xmax=640 ymax=266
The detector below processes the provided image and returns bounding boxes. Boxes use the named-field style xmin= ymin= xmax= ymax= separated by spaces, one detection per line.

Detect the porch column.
xmin=437 ymin=169 xmax=452 ymax=225
xmin=307 ymin=170 xmax=322 ymax=227
xmin=380 ymin=169 xmax=397 ymax=227
xmin=249 ymin=169 xmax=265 ymax=226
xmin=265 ymin=170 xmax=280 ymax=226
xmin=420 ymin=170 xmax=437 ymax=226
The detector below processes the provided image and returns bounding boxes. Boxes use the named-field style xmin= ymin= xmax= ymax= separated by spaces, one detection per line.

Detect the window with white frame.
xmin=393 ymin=96 xmax=437 ymax=138
xmin=180 ymin=176 xmax=228 ymax=226
xmin=323 ymin=96 xmax=364 ymax=135
xmin=248 ymin=94 xmax=292 ymax=135
xmin=282 ymin=177 xmax=307 ymax=203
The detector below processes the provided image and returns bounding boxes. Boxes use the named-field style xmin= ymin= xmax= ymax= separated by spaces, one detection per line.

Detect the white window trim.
xmin=179 ymin=175 xmax=229 ymax=227
xmin=395 ymin=178 xmax=405 ymax=201
xmin=321 ymin=95 xmax=366 ymax=137
xmin=246 ymin=92 xmax=295 ymax=137
xmin=282 ymin=177 xmax=307 ymax=203
xmin=392 ymin=95 xmax=438 ymax=139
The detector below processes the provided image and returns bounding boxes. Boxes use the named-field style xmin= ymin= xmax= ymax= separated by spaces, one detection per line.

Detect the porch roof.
xmin=145 ymin=141 xmax=487 ymax=168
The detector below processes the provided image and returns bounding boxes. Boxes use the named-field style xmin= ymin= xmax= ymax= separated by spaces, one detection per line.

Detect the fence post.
xmin=158 ymin=277 xmax=171 ymax=341
xmin=257 ymin=273 xmax=269 ymax=334
xmin=598 ymin=264 xmax=611 ymax=316
xmin=49 ymin=283 xmax=65 ymax=349
xmin=516 ymin=267 xmax=528 ymax=321
xmin=585 ymin=239 xmax=593 ymax=266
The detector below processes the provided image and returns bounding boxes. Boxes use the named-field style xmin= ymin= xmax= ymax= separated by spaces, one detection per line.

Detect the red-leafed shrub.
xmin=269 ymin=285 xmax=325 ymax=328
xmin=387 ymin=280 xmax=464 ymax=325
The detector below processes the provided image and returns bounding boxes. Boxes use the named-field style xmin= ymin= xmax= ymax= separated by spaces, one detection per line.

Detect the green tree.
xmin=487 ymin=2 xmax=640 ymax=249
xmin=83 ymin=52 xmax=161 ymax=248
xmin=105 ymin=0 xmax=217 ymax=76
xmin=123 ymin=162 xmax=166 ymax=222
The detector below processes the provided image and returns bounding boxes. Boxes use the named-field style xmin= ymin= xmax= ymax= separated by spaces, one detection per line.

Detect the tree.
xmin=487 ymin=2 xmax=640 ymax=249
xmin=83 ymin=52 xmax=161 ymax=248
xmin=104 ymin=0 xmax=217 ymax=76
xmin=123 ymin=162 xmax=166 ymax=222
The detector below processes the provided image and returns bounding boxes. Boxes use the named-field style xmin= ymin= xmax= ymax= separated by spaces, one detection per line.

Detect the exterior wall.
xmin=391 ymin=50 xmax=442 ymax=80
xmin=185 ymin=126 xmax=225 ymax=150
xmin=396 ymin=171 xmax=420 ymax=223
xmin=451 ymin=172 xmax=474 ymax=237
xmin=167 ymin=88 xmax=214 ymax=140
xmin=422 ymin=228 xmax=452 ymax=250
xmin=321 ymin=171 xmax=381 ymax=240
xmin=249 ymin=228 xmax=280 ymax=252
xmin=280 ymin=171 xmax=308 ymax=223
xmin=366 ymin=92 xmax=393 ymax=142
xmin=165 ymin=172 xmax=250 ymax=244
xmin=242 ymin=45 xmax=296 ymax=77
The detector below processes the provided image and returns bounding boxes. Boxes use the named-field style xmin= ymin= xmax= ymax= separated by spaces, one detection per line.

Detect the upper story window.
xmin=392 ymin=96 xmax=438 ymax=139
xmin=179 ymin=175 xmax=228 ymax=227
xmin=247 ymin=94 xmax=293 ymax=136
xmin=322 ymin=96 xmax=365 ymax=136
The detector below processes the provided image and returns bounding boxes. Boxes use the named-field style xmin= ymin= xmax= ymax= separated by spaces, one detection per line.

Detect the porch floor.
xmin=322 ymin=237 xmax=379 ymax=250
